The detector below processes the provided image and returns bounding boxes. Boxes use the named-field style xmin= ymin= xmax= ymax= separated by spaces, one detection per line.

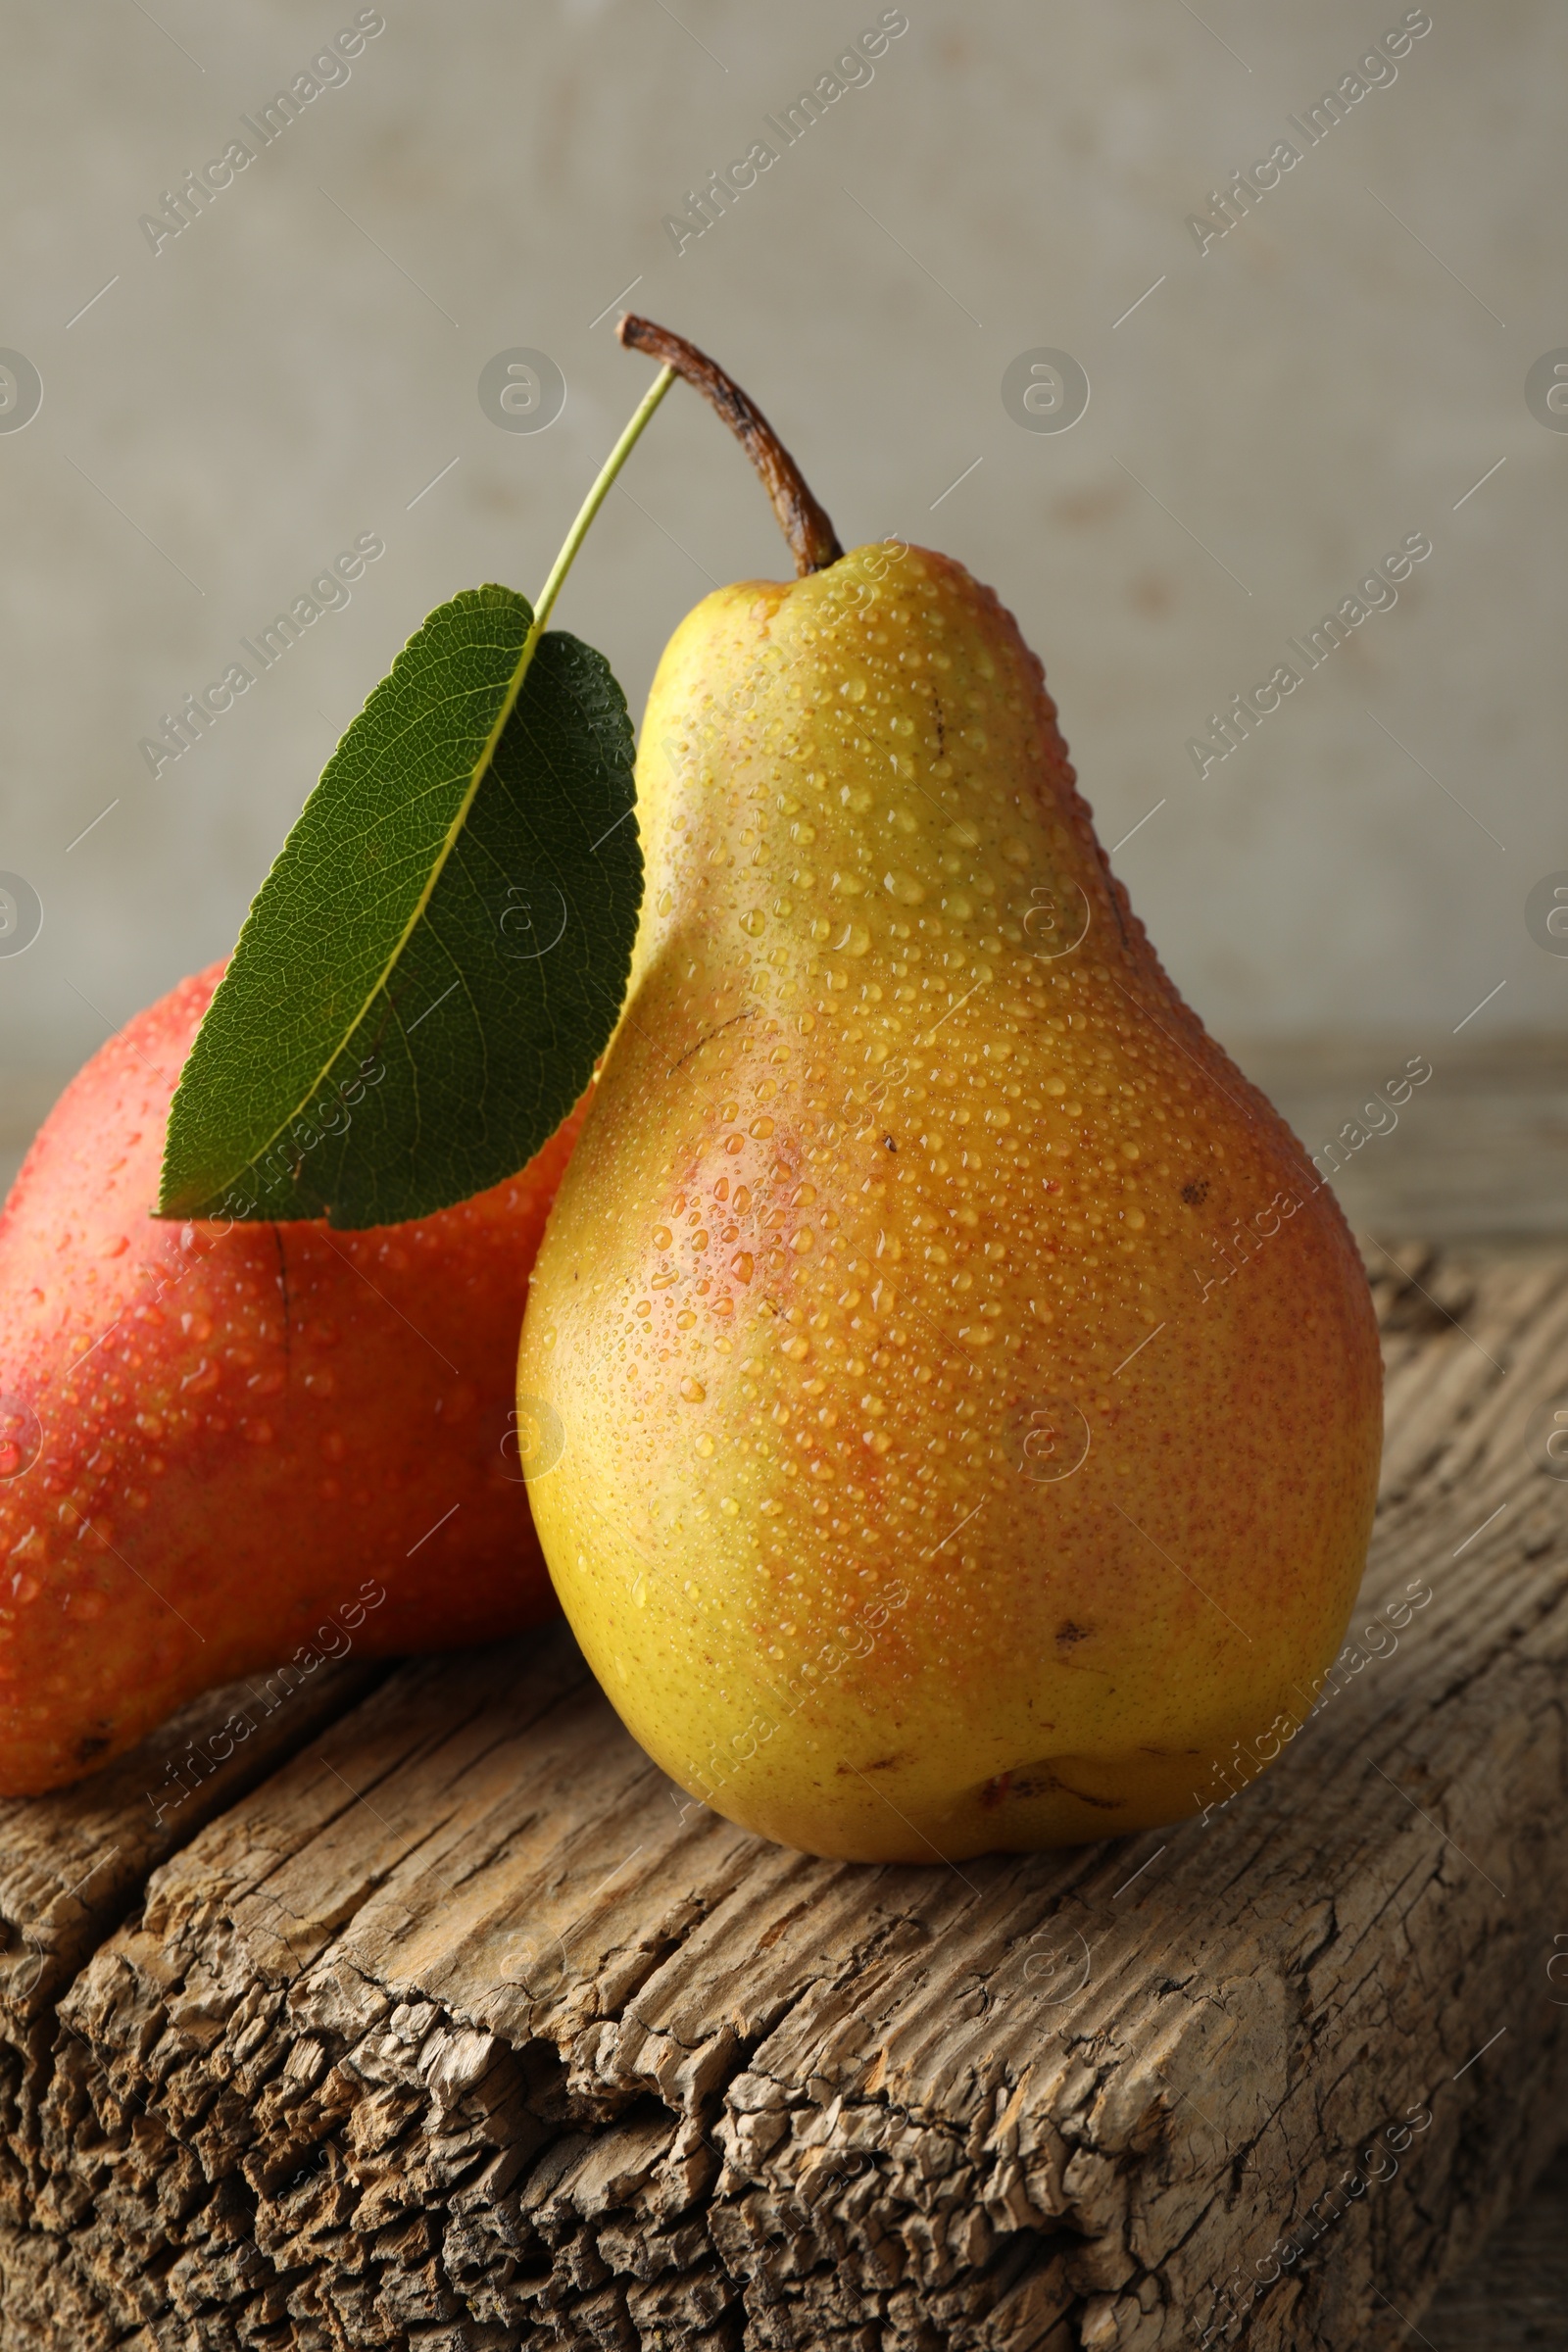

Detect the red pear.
xmin=0 ymin=962 xmax=572 ymax=1794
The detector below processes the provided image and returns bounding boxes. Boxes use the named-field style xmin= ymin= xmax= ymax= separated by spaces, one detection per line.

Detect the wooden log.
xmin=1424 ymin=2142 xmax=1568 ymax=2347
xmin=2 ymin=1243 xmax=1566 ymax=2351
xmin=0 ymin=1656 xmax=384 ymax=2343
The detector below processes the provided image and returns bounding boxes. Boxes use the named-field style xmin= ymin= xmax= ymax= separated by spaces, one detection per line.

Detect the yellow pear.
xmin=518 ymin=324 xmax=1382 ymax=1862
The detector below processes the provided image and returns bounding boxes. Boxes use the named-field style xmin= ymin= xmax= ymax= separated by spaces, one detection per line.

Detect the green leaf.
xmin=159 ymin=583 xmax=640 ymax=1229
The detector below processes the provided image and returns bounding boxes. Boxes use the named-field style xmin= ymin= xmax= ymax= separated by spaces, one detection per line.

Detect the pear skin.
xmin=519 ymin=543 xmax=1383 ymax=1863
xmin=0 ymin=962 xmax=572 ymax=1794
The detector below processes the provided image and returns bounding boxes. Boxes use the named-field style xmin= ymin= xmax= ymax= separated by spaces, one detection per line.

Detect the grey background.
xmin=0 ymin=0 xmax=1562 ymax=1105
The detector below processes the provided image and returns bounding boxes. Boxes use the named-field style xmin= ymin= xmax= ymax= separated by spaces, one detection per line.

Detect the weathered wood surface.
xmin=0 ymin=1657 xmax=386 ymax=2340
xmin=1425 ymin=2140 xmax=1568 ymax=2348
xmin=0 ymin=1242 xmax=1565 ymax=2350
xmin=0 ymin=1656 xmax=386 ymax=2210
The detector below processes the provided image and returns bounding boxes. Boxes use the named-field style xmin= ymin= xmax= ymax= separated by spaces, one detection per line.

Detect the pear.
xmin=0 ymin=962 xmax=572 ymax=1794
xmin=518 ymin=331 xmax=1382 ymax=1863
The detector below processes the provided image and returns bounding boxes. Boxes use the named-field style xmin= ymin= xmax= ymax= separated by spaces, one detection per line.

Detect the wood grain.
xmin=1424 ymin=2142 xmax=1568 ymax=2348
xmin=1 ymin=1244 xmax=1565 ymax=2350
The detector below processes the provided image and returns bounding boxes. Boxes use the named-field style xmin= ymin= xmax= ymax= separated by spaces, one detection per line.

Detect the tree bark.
xmin=2 ymin=1243 xmax=1566 ymax=2351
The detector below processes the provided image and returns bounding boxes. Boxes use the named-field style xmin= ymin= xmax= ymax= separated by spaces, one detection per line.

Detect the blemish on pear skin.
xmin=1061 ymin=1785 xmax=1126 ymax=1812
xmin=1181 ymin=1179 xmax=1210 ymax=1206
xmin=1055 ymin=1620 xmax=1092 ymax=1649
xmin=983 ymin=1757 xmax=1124 ymax=1809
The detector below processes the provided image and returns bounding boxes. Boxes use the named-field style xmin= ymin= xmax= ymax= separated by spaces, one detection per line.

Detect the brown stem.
xmin=617 ymin=315 xmax=844 ymax=577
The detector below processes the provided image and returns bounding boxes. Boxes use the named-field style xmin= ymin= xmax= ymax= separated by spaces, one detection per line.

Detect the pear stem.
xmin=616 ymin=316 xmax=844 ymax=577
xmin=528 ymin=362 xmax=677 ymax=641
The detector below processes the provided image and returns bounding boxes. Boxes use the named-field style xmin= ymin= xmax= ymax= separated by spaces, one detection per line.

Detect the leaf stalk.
xmin=529 ymin=363 xmax=677 ymax=645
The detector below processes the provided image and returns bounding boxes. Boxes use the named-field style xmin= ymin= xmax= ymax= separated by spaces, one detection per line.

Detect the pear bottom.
xmin=614 ymin=1714 xmax=1333 ymax=1865
xmin=525 ymin=1477 xmax=1357 ymax=1864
